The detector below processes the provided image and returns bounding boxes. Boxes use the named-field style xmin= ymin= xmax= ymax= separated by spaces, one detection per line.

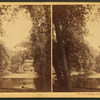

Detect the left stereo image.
xmin=0 ymin=5 xmax=51 ymax=92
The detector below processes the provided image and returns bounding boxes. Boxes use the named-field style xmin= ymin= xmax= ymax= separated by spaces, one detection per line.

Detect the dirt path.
xmin=86 ymin=73 xmax=100 ymax=78
xmin=71 ymin=73 xmax=100 ymax=78
xmin=0 ymin=70 xmax=39 ymax=78
xmin=1 ymin=71 xmax=39 ymax=78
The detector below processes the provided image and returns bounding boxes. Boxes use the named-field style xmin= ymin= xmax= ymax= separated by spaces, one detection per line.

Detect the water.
xmin=72 ymin=78 xmax=100 ymax=89
xmin=0 ymin=78 xmax=39 ymax=92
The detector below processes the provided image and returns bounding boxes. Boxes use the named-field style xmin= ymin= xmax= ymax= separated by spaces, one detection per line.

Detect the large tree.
xmin=22 ymin=5 xmax=51 ymax=91
xmin=53 ymin=5 xmax=93 ymax=91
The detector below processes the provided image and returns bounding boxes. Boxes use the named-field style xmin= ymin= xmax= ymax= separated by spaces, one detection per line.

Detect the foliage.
xmin=53 ymin=5 xmax=94 ymax=74
xmin=0 ymin=42 xmax=9 ymax=71
xmin=21 ymin=5 xmax=51 ymax=91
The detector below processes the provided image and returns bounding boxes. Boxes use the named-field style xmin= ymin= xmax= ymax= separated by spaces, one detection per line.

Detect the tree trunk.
xmin=59 ymin=43 xmax=71 ymax=91
xmin=53 ymin=42 xmax=63 ymax=86
xmin=54 ymin=21 xmax=71 ymax=91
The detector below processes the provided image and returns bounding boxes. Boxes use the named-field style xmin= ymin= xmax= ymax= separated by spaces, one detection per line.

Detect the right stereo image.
xmin=52 ymin=4 xmax=100 ymax=92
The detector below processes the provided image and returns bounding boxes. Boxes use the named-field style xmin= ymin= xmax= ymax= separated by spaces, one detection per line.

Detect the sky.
xmin=1 ymin=5 xmax=100 ymax=52
xmin=0 ymin=6 xmax=32 ymax=50
xmin=84 ymin=5 xmax=100 ymax=51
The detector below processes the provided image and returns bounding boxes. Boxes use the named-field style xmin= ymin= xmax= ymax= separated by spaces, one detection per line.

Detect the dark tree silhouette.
xmin=53 ymin=5 xmax=93 ymax=91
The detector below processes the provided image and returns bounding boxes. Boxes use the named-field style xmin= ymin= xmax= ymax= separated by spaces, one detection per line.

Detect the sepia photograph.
xmin=52 ymin=4 xmax=100 ymax=92
xmin=1 ymin=2 xmax=100 ymax=98
xmin=0 ymin=5 xmax=51 ymax=92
